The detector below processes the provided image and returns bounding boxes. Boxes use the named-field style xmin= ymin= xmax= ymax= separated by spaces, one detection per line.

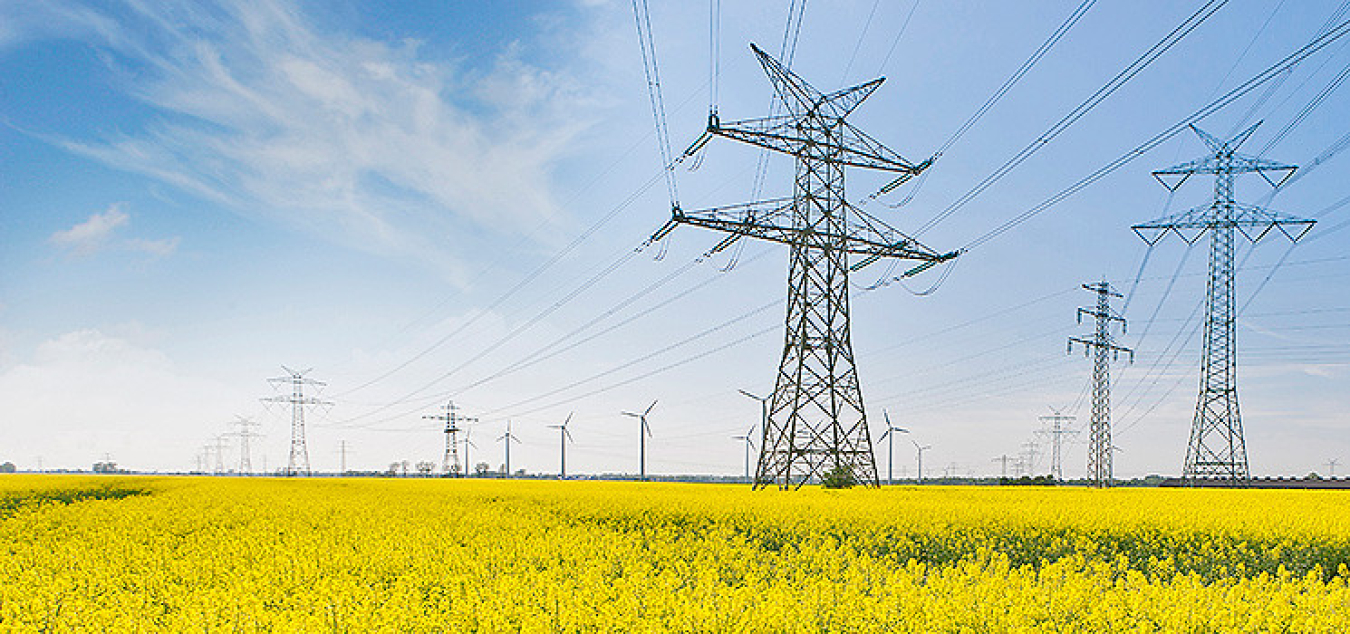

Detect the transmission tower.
xmin=425 ymin=400 xmax=476 ymax=476
xmin=229 ymin=416 xmax=262 ymax=475
xmin=1132 ymin=124 xmax=1313 ymax=486
xmin=1037 ymin=408 xmax=1077 ymax=482
xmin=651 ymin=44 xmax=955 ymax=489
xmin=262 ymin=366 xmax=330 ymax=476
xmin=1068 ymin=281 xmax=1133 ymax=488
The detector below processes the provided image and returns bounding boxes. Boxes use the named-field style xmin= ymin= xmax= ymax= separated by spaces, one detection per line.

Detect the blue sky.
xmin=2 ymin=0 xmax=1348 ymax=479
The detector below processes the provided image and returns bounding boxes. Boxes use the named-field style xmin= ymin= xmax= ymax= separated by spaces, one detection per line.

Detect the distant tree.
xmin=415 ymin=461 xmax=434 ymax=475
xmin=93 ymin=461 xmax=122 ymax=474
xmin=0 ymin=462 xmax=15 ymax=473
xmin=514 ymin=468 xmax=526 ymax=477
xmin=474 ymin=462 xmax=491 ymax=476
xmin=1307 ymin=472 xmax=1323 ymax=481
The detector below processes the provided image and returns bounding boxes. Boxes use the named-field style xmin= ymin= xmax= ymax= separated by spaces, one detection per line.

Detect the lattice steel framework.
xmin=262 ymin=366 xmax=330 ymax=476
xmin=1132 ymin=124 xmax=1312 ymax=485
xmin=425 ymin=400 xmax=475 ymax=476
xmin=652 ymin=44 xmax=956 ymax=489
xmin=1069 ymin=281 xmax=1132 ymax=488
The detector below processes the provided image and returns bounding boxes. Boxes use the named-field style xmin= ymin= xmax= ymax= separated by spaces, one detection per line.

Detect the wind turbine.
xmin=911 ymin=439 xmax=932 ymax=484
xmin=621 ymin=400 xmax=657 ymax=480
xmin=731 ymin=426 xmax=756 ymax=482
xmin=547 ymin=413 xmax=574 ymax=479
xmin=462 ymin=429 xmax=477 ymax=477
xmin=878 ymin=410 xmax=909 ymax=486
xmin=738 ymin=389 xmax=770 ymax=480
xmin=497 ymin=421 xmax=521 ymax=477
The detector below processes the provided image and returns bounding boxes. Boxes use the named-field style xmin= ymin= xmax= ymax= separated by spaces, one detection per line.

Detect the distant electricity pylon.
xmin=993 ymin=454 xmax=1012 ymax=479
xmin=1037 ymin=408 xmax=1077 ymax=482
xmin=651 ymin=44 xmax=955 ymax=489
xmin=1069 ymin=281 xmax=1133 ymax=488
xmin=497 ymin=421 xmax=521 ymax=476
xmin=229 ymin=416 xmax=262 ymax=475
xmin=1132 ymin=124 xmax=1313 ymax=486
xmin=877 ymin=410 xmax=909 ymax=486
xmin=547 ymin=413 xmax=575 ymax=479
xmin=425 ymin=400 xmax=475 ymax=476
xmin=262 ymin=366 xmax=330 ymax=476
xmin=621 ymin=401 xmax=657 ymax=481
xmin=213 ymin=435 xmax=229 ymax=475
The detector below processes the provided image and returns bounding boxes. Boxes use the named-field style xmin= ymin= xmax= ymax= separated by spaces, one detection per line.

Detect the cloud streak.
xmin=46 ymin=0 xmax=594 ymax=279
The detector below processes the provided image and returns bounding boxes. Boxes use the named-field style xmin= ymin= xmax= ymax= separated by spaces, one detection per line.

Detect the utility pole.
xmin=262 ymin=366 xmax=330 ymax=476
xmin=621 ymin=401 xmax=657 ymax=481
xmin=651 ymin=44 xmax=955 ymax=489
xmin=337 ymin=440 xmax=351 ymax=475
xmin=229 ymin=416 xmax=262 ymax=475
xmin=497 ymin=422 xmax=521 ymax=477
xmin=547 ymin=414 xmax=574 ymax=479
xmin=425 ymin=400 xmax=476 ymax=476
xmin=1069 ymin=281 xmax=1133 ymax=488
xmin=877 ymin=410 xmax=908 ymax=486
xmin=1037 ymin=409 xmax=1077 ymax=482
xmin=732 ymin=427 xmax=756 ymax=482
xmin=1133 ymin=124 xmax=1312 ymax=486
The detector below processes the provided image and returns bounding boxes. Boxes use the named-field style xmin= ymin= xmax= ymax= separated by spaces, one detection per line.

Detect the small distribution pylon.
xmin=425 ymin=401 xmax=476 ymax=476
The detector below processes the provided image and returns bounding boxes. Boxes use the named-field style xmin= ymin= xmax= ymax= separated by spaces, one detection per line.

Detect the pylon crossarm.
xmin=710 ymin=118 xmax=923 ymax=173
xmin=673 ymin=201 xmax=954 ymax=262
xmin=1133 ymin=202 xmax=1315 ymax=244
xmin=1153 ymin=154 xmax=1296 ymax=182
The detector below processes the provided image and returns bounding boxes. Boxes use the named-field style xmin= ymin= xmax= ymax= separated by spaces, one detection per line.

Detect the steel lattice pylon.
xmin=1068 ymin=281 xmax=1132 ymax=488
xmin=651 ymin=44 xmax=956 ymax=489
xmin=1132 ymin=124 xmax=1313 ymax=485
xmin=262 ymin=366 xmax=330 ymax=476
xmin=425 ymin=400 xmax=476 ymax=476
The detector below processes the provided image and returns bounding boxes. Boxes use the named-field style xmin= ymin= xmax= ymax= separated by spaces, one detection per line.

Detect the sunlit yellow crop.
xmin=1 ymin=475 xmax=1347 ymax=631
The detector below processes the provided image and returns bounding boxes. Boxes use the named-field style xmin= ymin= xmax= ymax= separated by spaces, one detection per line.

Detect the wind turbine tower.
xmin=497 ymin=422 xmax=521 ymax=476
xmin=651 ymin=44 xmax=956 ymax=489
xmin=878 ymin=410 xmax=909 ymax=486
xmin=621 ymin=401 xmax=657 ymax=481
xmin=1132 ymin=124 xmax=1313 ymax=486
xmin=547 ymin=413 xmax=575 ymax=479
xmin=731 ymin=427 xmax=756 ymax=482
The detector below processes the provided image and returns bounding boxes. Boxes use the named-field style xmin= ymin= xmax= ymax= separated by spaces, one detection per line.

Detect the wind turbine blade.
xmin=621 ymin=411 xmax=640 ymax=418
xmin=644 ymin=400 xmax=658 ymax=416
xmin=564 ymin=412 xmax=573 ymax=427
xmin=884 ymin=409 xmax=891 ymax=425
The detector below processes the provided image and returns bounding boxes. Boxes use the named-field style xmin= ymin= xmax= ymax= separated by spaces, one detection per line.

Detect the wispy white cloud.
xmin=50 ymin=204 xmax=130 ymax=254
xmin=49 ymin=203 xmax=180 ymax=258
xmin=42 ymin=0 xmax=596 ymax=280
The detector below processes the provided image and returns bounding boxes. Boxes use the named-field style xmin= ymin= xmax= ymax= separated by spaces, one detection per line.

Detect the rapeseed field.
xmin=1 ymin=475 xmax=1347 ymax=632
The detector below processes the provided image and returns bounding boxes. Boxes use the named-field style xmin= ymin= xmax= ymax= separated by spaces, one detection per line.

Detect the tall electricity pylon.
xmin=262 ymin=366 xmax=330 ymax=476
xmin=1037 ymin=408 xmax=1077 ymax=482
xmin=337 ymin=440 xmax=351 ymax=475
xmin=229 ymin=415 xmax=262 ymax=475
xmin=1132 ymin=124 xmax=1312 ymax=486
xmin=425 ymin=400 xmax=475 ymax=476
xmin=1068 ymin=281 xmax=1133 ymax=488
xmin=651 ymin=44 xmax=956 ymax=489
